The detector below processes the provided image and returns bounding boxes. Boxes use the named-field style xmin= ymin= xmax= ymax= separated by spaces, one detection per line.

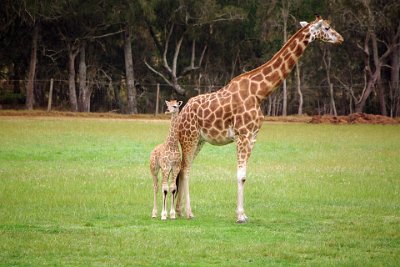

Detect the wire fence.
xmin=1 ymin=79 xmax=399 ymax=117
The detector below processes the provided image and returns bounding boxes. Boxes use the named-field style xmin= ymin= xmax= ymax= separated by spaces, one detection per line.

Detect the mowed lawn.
xmin=0 ymin=117 xmax=399 ymax=266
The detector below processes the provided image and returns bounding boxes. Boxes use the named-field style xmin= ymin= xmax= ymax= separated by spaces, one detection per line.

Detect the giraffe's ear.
xmin=300 ymin=21 xmax=308 ymax=27
xmin=178 ymin=101 xmax=183 ymax=107
xmin=165 ymin=100 xmax=169 ymax=106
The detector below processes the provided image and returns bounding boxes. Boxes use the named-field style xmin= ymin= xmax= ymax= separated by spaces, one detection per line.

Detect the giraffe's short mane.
xmin=231 ymin=24 xmax=311 ymax=83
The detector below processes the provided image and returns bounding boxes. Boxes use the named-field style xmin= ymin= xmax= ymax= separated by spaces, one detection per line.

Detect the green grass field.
xmin=0 ymin=117 xmax=399 ymax=266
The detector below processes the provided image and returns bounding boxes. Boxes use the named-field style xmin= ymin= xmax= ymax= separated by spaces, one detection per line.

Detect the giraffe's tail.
xmin=175 ymin=171 xmax=180 ymax=195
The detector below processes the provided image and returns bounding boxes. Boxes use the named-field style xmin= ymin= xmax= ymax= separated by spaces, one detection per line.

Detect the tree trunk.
xmin=272 ymin=94 xmax=277 ymax=116
xmin=355 ymin=78 xmax=376 ymax=113
xmin=78 ymin=42 xmax=91 ymax=112
xmin=267 ymin=97 xmax=272 ymax=116
xmin=112 ymin=80 xmax=124 ymax=113
xmin=390 ymin=43 xmax=399 ymax=117
xmin=356 ymin=31 xmax=392 ymax=114
xmin=377 ymin=82 xmax=387 ymax=116
xmin=26 ymin=23 xmax=39 ymax=110
xmin=281 ymin=6 xmax=288 ymax=116
xmin=329 ymin=84 xmax=337 ymax=116
xmin=68 ymin=47 xmax=78 ymax=112
xmin=124 ymin=24 xmax=138 ymax=114
xmin=370 ymin=33 xmax=386 ymax=116
xmin=11 ymin=64 xmax=21 ymax=94
xmin=296 ymin=63 xmax=303 ymax=115
xmin=322 ymin=47 xmax=337 ymax=116
xmin=349 ymin=90 xmax=353 ymax=114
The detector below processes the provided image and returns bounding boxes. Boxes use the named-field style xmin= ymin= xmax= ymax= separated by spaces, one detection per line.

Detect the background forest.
xmin=0 ymin=0 xmax=399 ymax=116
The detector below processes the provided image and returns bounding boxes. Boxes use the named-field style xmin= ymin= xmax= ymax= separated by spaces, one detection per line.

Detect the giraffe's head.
xmin=165 ymin=100 xmax=183 ymax=114
xmin=300 ymin=14 xmax=343 ymax=45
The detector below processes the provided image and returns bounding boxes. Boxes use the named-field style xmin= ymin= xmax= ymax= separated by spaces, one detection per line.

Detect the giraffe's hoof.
xmin=186 ymin=213 xmax=195 ymax=220
xmin=236 ymin=214 xmax=249 ymax=223
xmin=151 ymin=211 xmax=157 ymax=218
xmin=176 ymin=208 xmax=183 ymax=217
xmin=170 ymin=212 xmax=176 ymax=220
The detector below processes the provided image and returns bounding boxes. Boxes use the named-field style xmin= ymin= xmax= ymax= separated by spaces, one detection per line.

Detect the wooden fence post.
xmin=155 ymin=83 xmax=160 ymax=116
xmin=47 ymin=78 xmax=54 ymax=112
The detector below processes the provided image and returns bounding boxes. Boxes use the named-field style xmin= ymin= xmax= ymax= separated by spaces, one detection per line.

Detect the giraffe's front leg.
xmin=236 ymin=164 xmax=248 ymax=223
xmin=183 ymin=174 xmax=194 ymax=219
xmin=176 ymin=145 xmax=199 ymax=220
xmin=161 ymin=170 xmax=169 ymax=221
xmin=176 ymin=167 xmax=194 ymax=219
xmin=236 ymin=136 xmax=253 ymax=223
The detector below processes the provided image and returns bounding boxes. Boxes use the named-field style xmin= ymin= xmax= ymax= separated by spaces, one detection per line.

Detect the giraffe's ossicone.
xmin=174 ymin=15 xmax=343 ymax=223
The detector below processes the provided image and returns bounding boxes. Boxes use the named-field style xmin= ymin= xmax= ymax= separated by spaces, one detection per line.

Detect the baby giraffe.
xmin=150 ymin=100 xmax=183 ymax=220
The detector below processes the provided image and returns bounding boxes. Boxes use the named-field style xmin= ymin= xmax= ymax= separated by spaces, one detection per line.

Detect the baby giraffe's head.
xmin=165 ymin=100 xmax=183 ymax=114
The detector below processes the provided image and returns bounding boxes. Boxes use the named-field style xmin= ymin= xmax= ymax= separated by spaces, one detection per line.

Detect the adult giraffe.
xmin=175 ymin=15 xmax=343 ymax=223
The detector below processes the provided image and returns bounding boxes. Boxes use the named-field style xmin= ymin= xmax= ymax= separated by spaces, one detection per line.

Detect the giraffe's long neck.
xmin=236 ymin=25 xmax=311 ymax=101
xmin=165 ymin=112 xmax=179 ymax=148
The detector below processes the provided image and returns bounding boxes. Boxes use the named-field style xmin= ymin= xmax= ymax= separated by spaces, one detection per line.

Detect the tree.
xmin=66 ymin=43 xmax=79 ymax=111
xmin=342 ymin=0 xmax=400 ymax=114
xmin=1 ymin=0 xmax=399 ymax=116
xmin=296 ymin=63 xmax=303 ymax=115
xmin=78 ymin=42 xmax=90 ymax=112
xmin=144 ymin=0 xmax=244 ymax=96
xmin=25 ymin=23 xmax=39 ymax=110
xmin=322 ymin=46 xmax=338 ymax=116
xmin=16 ymin=0 xmax=63 ymax=109
xmin=281 ymin=0 xmax=290 ymax=116
xmin=124 ymin=24 xmax=138 ymax=114
xmin=107 ymin=0 xmax=155 ymax=114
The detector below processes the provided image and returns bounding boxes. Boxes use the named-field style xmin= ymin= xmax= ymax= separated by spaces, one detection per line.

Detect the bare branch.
xmin=144 ymin=60 xmax=173 ymax=88
xmin=84 ymin=29 xmax=125 ymax=40
xmin=334 ymin=75 xmax=357 ymax=102
xmin=172 ymin=35 xmax=184 ymax=77
xmin=181 ymin=40 xmax=199 ymax=75
xmin=198 ymin=44 xmax=207 ymax=67
xmin=163 ymin=25 xmax=174 ymax=74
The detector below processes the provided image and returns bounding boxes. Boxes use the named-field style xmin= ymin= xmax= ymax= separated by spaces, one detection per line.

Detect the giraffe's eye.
xmin=325 ymin=27 xmax=330 ymax=31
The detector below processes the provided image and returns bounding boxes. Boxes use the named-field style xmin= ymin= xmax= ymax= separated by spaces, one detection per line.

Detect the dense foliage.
xmin=0 ymin=0 xmax=399 ymax=116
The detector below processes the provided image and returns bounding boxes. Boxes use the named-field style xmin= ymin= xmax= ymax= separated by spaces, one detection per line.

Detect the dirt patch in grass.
xmin=310 ymin=113 xmax=399 ymax=124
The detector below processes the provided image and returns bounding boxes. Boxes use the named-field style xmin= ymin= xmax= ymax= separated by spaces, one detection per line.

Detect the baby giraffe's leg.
xmin=150 ymin=157 xmax=159 ymax=218
xmin=161 ymin=170 xmax=169 ymax=221
xmin=152 ymin=173 xmax=159 ymax=218
xmin=169 ymin=165 xmax=180 ymax=220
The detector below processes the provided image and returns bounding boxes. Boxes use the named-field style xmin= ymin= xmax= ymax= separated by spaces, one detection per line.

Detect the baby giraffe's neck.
xmin=165 ymin=112 xmax=179 ymax=148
